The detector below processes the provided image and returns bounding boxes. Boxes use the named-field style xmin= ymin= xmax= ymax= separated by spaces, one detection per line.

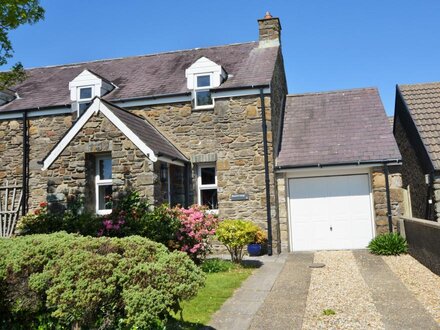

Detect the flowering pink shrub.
xmin=173 ymin=205 xmax=220 ymax=263
xmin=98 ymin=212 xmax=126 ymax=237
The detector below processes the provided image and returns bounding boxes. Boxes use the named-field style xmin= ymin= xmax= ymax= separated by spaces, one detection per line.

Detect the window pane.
xmin=201 ymin=189 xmax=218 ymax=210
xmin=196 ymin=91 xmax=213 ymax=106
xmin=197 ymin=75 xmax=210 ymax=87
xmin=201 ymin=167 xmax=215 ymax=185
xmin=80 ymin=87 xmax=92 ymax=99
xmin=78 ymin=102 xmax=90 ymax=114
xmin=99 ymin=158 xmax=112 ymax=180
xmin=98 ymin=185 xmax=113 ymax=210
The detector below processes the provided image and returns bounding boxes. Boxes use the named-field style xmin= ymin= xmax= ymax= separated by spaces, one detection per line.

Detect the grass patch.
xmin=168 ymin=260 xmax=254 ymax=329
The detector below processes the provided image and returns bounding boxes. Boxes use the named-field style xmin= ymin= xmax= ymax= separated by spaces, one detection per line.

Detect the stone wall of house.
xmin=275 ymin=173 xmax=289 ymax=252
xmin=394 ymin=113 xmax=432 ymax=220
xmin=36 ymin=112 xmax=159 ymax=212
xmin=0 ymin=114 xmax=74 ymax=211
xmin=0 ymin=119 xmax=25 ymax=183
xmin=371 ymin=167 xmax=405 ymax=234
xmin=128 ymin=94 xmax=280 ymax=248
xmin=0 ymin=111 xmax=187 ymax=213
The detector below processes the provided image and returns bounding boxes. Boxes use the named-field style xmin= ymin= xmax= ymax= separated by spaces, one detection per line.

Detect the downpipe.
xmin=260 ymin=89 xmax=273 ymax=256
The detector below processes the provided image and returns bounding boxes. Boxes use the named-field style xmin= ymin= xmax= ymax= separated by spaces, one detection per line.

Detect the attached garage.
xmin=288 ymin=174 xmax=374 ymax=251
xmin=275 ymin=89 xmax=403 ymax=253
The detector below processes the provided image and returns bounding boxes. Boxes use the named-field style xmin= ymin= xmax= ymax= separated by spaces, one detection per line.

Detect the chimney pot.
xmin=258 ymin=13 xmax=281 ymax=48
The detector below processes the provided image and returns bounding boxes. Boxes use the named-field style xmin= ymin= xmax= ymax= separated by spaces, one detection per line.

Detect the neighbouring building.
xmin=393 ymin=82 xmax=440 ymax=221
xmin=0 ymin=13 xmax=405 ymax=252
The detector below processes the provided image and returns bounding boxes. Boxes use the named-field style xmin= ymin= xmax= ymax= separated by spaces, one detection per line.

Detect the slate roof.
xmin=277 ymin=88 xmax=401 ymax=168
xmin=101 ymin=100 xmax=187 ymax=162
xmin=0 ymin=42 xmax=278 ymax=112
xmin=398 ymin=82 xmax=440 ymax=170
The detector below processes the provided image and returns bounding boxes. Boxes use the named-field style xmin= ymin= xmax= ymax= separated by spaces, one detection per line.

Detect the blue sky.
xmin=4 ymin=1 xmax=440 ymax=114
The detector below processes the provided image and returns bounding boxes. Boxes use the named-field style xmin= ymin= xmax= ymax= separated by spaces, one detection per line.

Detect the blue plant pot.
xmin=247 ymin=243 xmax=262 ymax=256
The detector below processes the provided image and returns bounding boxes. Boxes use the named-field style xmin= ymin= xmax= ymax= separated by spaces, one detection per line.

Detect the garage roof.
xmin=277 ymin=88 xmax=401 ymax=168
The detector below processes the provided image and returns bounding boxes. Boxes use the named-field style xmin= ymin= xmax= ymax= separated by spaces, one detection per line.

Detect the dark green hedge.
xmin=0 ymin=233 xmax=205 ymax=329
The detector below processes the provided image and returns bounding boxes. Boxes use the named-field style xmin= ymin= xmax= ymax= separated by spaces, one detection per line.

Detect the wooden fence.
xmin=0 ymin=181 xmax=23 ymax=237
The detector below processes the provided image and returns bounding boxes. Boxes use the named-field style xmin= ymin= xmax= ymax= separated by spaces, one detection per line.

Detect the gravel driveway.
xmin=210 ymin=251 xmax=440 ymax=330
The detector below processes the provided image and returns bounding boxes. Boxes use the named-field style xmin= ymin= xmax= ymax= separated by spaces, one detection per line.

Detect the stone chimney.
xmin=258 ymin=11 xmax=281 ymax=48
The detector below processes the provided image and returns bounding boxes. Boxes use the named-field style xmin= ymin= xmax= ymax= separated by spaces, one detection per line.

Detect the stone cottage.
xmin=0 ymin=13 xmax=405 ymax=252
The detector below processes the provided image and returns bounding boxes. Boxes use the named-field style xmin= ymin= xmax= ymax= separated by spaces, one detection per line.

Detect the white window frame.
xmin=193 ymin=73 xmax=214 ymax=109
xmin=95 ymin=154 xmax=112 ymax=215
xmin=77 ymin=85 xmax=94 ymax=116
xmin=197 ymin=163 xmax=218 ymax=213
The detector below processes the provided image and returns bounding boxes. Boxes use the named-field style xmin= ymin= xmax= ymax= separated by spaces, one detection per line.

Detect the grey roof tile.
xmin=398 ymin=82 xmax=440 ymax=170
xmin=277 ymin=88 xmax=401 ymax=167
xmin=102 ymin=100 xmax=187 ymax=162
xmin=0 ymin=42 xmax=278 ymax=112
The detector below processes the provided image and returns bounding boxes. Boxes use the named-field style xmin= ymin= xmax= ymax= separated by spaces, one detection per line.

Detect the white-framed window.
xmin=77 ymin=86 xmax=94 ymax=116
xmin=197 ymin=164 xmax=218 ymax=211
xmin=194 ymin=74 xmax=214 ymax=109
xmin=95 ymin=154 xmax=112 ymax=215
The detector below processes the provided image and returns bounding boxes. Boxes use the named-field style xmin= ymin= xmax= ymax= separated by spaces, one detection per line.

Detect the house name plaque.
xmin=230 ymin=193 xmax=249 ymax=201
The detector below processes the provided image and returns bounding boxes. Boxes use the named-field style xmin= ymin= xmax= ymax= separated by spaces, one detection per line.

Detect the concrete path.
xmin=249 ymin=253 xmax=313 ymax=330
xmin=208 ymin=251 xmax=440 ymax=330
xmin=208 ymin=254 xmax=286 ymax=330
xmin=354 ymin=250 xmax=439 ymax=330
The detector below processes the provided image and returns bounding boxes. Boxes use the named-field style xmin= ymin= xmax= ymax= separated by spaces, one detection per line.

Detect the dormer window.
xmin=69 ymin=69 xmax=115 ymax=118
xmin=194 ymin=74 xmax=213 ymax=108
xmin=185 ymin=57 xmax=226 ymax=110
xmin=77 ymin=86 xmax=93 ymax=115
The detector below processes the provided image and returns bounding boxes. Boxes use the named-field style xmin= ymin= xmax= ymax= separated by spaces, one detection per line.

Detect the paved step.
xmin=249 ymin=252 xmax=314 ymax=330
xmin=353 ymin=250 xmax=439 ymax=330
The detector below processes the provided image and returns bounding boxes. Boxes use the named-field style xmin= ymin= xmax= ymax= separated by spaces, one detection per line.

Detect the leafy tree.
xmin=0 ymin=0 xmax=44 ymax=89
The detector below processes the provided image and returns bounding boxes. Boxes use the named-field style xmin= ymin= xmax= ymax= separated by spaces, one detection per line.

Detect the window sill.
xmin=192 ymin=105 xmax=214 ymax=111
xmin=97 ymin=209 xmax=112 ymax=216
xmin=205 ymin=209 xmax=219 ymax=215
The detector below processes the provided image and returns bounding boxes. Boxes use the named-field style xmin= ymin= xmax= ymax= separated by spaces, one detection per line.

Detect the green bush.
xmin=16 ymin=200 xmax=100 ymax=236
xmin=368 ymin=233 xmax=408 ymax=255
xmin=0 ymin=233 xmax=205 ymax=329
xmin=201 ymin=258 xmax=235 ymax=273
xmin=216 ymin=220 xmax=262 ymax=263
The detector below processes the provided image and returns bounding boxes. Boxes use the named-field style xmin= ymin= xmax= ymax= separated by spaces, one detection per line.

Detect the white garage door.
xmin=289 ymin=174 xmax=374 ymax=251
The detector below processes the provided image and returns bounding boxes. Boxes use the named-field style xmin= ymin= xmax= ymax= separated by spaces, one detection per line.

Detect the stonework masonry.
xmin=371 ymin=167 xmax=405 ymax=234
xmin=394 ymin=114 xmax=433 ymax=220
xmin=0 ymin=92 xmax=284 ymax=250
xmin=39 ymin=112 xmax=160 ymax=212
xmin=129 ymin=94 xmax=280 ymax=247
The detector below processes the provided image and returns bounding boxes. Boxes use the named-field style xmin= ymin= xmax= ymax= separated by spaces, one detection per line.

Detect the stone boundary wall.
xmin=400 ymin=216 xmax=440 ymax=275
